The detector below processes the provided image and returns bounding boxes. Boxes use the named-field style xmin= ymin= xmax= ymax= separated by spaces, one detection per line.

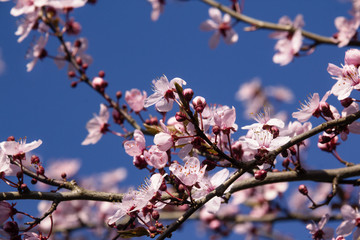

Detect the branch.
xmin=229 ymin=164 xmax=360 ymax=194
xmin=157 ymin=168 xmax=247 ymax=240
xmin=159 ymin=211 xmax=343 ymax=224
xmin=201 ymin=0 xmax=360 ymax=47
xmin=0 ymin=189 xmax=123 ymax=202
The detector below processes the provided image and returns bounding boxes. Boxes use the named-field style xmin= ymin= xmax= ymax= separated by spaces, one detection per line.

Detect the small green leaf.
xmin=117 ymin=227 xmax=149 ymax=238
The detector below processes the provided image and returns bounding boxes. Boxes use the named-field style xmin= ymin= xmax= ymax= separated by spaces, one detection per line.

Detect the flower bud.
xmin=298 ymin=184 xmax=308 ymax=195
xmin=31 ymin=155 xmax=40 ymax=164
xmin=175 ymin=112 xmax=187 ymax=122
xmin=7 ymin=136 xmax=15 ymax=141
xmin=3 ymin=221 xmax=19 ymax=237
xmin=68 ymin=71 xmax=76 ymax=78
xmin=192 ymin=96 xmax=206 ymax=113
xmin=183 ymin=88 xmax=194 ymax=102
xmin=212 ymin=125 xmax=221 ymax=135
xmin=152 ymin=210 xmax=160 ymax=220
xmin=340 ymin=97 xmax=354 ymax=108
xmin=254 ymin=169 xmax=267 ymax=181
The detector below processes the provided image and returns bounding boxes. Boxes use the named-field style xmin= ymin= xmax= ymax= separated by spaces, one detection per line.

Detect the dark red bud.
xmin=341 ymin=98 xmax=354 ymax=108
xmin=183 ymin=88 xmax=194 ymax=102
xmin=152 ymin=211 xmax=160 ymax=220
xmin=254 ymin=169 xmax=267 ymax=181
xmin=7 ymin=136 xmax=15 ymax=141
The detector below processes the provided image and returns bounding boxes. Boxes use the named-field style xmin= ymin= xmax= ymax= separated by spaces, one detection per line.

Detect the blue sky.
xmin=0 ymin=0 xmax=359 ymax=239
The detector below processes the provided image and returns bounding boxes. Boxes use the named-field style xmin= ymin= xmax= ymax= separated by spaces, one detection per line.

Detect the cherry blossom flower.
xmin=200 ymin=8 xmax=238 ymax=49
xmin=292 ymin=91 xmax=331 ymax=122
xmin=81 ymin=104 xmax=110 ymax=145
xmin=144 ymin=75 xmax=186 ymax=112
xmin=0 ymin=201 xmax=13 ymax=225
xmin=15 ymin=11 xmax=40 ymax=43
xmin=22 ymin=232 xmax=45 ymax=240
xmin=143 ymin=145 xmax=168 ymax=169
xmin=265 ymin=85 xmax=294 ymax=103
xmin=336 ymin=198 xmax=360 ymax=238
xmin=1 ymin=139 xmax=42 ymax=156
xmin=334 ymin=16 xmax=360 ymax=48
xmin=328 ymin=63 xmax=360 ymax=100
xmin=26 ymin=34 xmax=48 ymax=72
xmin=147 ymin=0 xmax=165 ymax=21
xmin=345 ymin=49 xmax=360 ymax=66
xmin=125 ymin=89 xmax=147 ymax=113
xmin=10 ymin=0 xmax=36 ymax=17
xmin=44 ymin=158 xmax=81 ymax=179
xmin=270 ymin=15 xmax=304 ymax=66
xmin=154 ymin=120 xmax=173 ymax=151
xmin=306 ymin=214 xmax=334 ymax=240
xmin=169 ymin=156 xmax=207 ymax=186
xmin=193 ymin=169 xmax=230 ymax=213
xmin=108 ymin=173 xmax=165 ymax=225
xmin=124 ymin=129 xmax=146 ymax=157
xmin=0 ymin=150 xmax=11 ymax=174
xmin=213 ymin=106 xmax=238 ymax=133
xmin=243 ymin=127 xmax=290 ymax=151
xmin=242 ymin=107 xmax=285 ymax=130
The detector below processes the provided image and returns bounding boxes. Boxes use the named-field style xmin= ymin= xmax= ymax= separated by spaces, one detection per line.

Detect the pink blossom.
xmin=125 ymin=89 xmax=147 ymax=113
xmin=81 ymin=104 xmax=110 ymax=145
xmin=144 ymin=75 xmax=186 ymax=112
xmin=154 ymin=120 xmax=173 ymax=151
xmin=193 ymin=169 xmax=230 ymax=213
xmin=44 ymin=159 xmax=81 ymax=179
xmin=108 ymin=173 xmax=165 ymax=225
xmin=336 ymin=201 xmax=360 ymax=239
xmin=10 ymin=0 xmax=36 ymax=17
xmin=0 ymin=150 xmax=11 ymax=174
xmin=265 ymin=85 xmax=294 ymax=103
xmin=213 ymin=106 xmax=238 ymax=132
xmin=169 ymin=156 xmax=207 ymax=186
xmin=15 ymin=11 xmax=40 ymax=42
xmin=1 ymin=139 xmax=42 ymax=156
xmin=143 ymin=145 xmax=168 ymax=169
xmin=200 ymin=8 xmax=238 ymax=49
xmin=306 ymin=214 xmax=334 ymax=240
xmin=22 ymin=232 xmax=43 ymax=240
xmin=270 ymin=15 xmax=304 ymax=66
xmin=147 ymin=0 xmax=165 ymax=21
xmin=262 ymin=182 xmax=288 ymax=201
xmin=243 ymin=127 xmax=290 ymax=151
xmin=292 ymin=91 xmax=331 ymax=122
xmin=328 ymin=63 xmax=360 ymax=100
xmin=0 ymin=201 xmax=13 ymax=225
xmin=124 ymin=129 xmax=146 ymax=157
xmin=242 ymin=107 xmax=285 ymax=130
xmin=334 ymin=16 xmax=360 ymax=48
xmin=34 ymin=0 xmax=87 ymax=9
xmin=345 ymin=49 xmax=360 ymax=66
xmin=341 ymin=103 xmax=360 ymax=140
xmin=26 ymin=34 xmax=48 ymax=72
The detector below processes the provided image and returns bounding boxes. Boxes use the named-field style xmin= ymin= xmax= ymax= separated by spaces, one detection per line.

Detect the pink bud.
xmin=192 ymin=96 xmax=207 ymax=113
xmin=298 ymin=184 xmax=308 ymax=195
xmin=183 ymin=88 xmax=194 ymax=102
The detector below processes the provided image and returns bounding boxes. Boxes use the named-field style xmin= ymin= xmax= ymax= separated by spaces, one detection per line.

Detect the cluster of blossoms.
xmin=3 ymin=0 xmax=360 ymax=239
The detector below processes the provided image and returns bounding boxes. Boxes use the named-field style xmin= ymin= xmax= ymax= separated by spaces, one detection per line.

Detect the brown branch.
xmin=40 ymin=8 xmax=147 ymax=134
xmin=229 ymin=164 xmax=360 ymax=194
xmin=201 ymin=0 xmax=360 ymax=47
xmin=0 ymin=189 xmax=123 ymax=202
